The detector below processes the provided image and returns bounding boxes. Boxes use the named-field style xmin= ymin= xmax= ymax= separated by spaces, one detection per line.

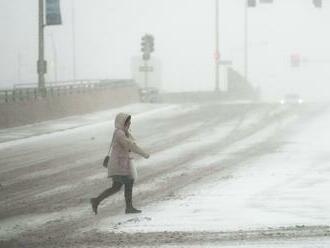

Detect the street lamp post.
xmin=72 ymin=0 xmax=77 ymax=82
xmin=38 ymin=0 xmax=46 ymax=96
xmin=215 ymin=0 xmax=220 ymax=91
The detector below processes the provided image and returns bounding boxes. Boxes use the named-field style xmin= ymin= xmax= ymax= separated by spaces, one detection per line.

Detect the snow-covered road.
xmin=104 ymin=103 xmax=330 ymax=234
xmin=0 ymin=101 xmax=329 ymax=247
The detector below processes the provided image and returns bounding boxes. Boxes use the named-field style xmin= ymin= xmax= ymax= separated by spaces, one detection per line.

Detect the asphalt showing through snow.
xmin=0 ymin=102 xmax=328 ymax=247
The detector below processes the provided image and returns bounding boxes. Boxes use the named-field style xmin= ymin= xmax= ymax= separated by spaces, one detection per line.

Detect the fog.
xmin=2 ymin=2 xmax=330 ymax=246
xmin=0 ymin=0 xmax=330 ymax=100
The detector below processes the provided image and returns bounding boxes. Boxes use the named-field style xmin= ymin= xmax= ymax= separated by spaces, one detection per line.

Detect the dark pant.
xmin=95 ymin=176 xmax=134 ymax=209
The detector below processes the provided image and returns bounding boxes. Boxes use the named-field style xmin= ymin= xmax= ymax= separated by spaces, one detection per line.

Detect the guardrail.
xmin=0 ymin=79 xmax=135 ymax=104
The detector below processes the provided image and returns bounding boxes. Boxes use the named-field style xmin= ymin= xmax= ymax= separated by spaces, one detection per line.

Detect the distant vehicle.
xmin=280 ymin=94 xmax=303 ymax=105
xmin=139 ymin=87 xmax=159 ymax=103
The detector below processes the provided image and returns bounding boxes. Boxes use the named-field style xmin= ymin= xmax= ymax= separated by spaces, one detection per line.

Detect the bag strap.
xmin=107 ymin=129 xmax=116 ymax=155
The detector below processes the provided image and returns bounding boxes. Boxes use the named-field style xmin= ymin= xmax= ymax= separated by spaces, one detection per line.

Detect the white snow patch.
xmin=92 ymin=107 xmax=330 ymax=234
xmin=0 ymin=103 xmax=178 ymax=150
xmin=154 ymin=238 xmax=330 ymax=248
xmin=0 ymin=206 xmax=87 ymax=241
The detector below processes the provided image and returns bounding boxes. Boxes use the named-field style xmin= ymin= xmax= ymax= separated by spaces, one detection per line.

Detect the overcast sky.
xmin=0 ymin=0 xmax=329 ymax=100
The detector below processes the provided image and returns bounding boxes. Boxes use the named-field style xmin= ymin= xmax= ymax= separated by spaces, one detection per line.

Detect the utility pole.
xmin=215 ymin=0 xmax=220 ymax=91
xmin=49 ymin=34 xmax=58 ymax=82
xmin=38 ymin=0 xmax=46 ymax=96
xmin=244 ymin=0 xmax=249 ymax=85
xmin=17 ymin=53 xmax=22 ymax=83
xmin=72 ymin=0 xmax=77 ymax=81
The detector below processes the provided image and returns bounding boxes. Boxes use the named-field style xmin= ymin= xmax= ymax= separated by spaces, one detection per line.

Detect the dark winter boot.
xmin=90 ymin=198 xmax=99 ymax=215
xmin=124 ymin=182 xmax=141 ymax=214
xmin=125 ymin=207 xmax=142 ymax=214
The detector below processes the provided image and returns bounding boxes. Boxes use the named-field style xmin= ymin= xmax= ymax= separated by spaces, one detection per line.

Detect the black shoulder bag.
xmin=103 ymin=130 xmax=116 ymax=168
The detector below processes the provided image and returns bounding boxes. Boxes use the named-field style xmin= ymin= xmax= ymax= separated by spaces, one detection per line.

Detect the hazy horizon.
xmin=0 ymin=0 xmax=329 ymax=100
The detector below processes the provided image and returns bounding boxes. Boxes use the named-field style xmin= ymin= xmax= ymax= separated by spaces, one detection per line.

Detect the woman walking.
xmin=90 ymin=113 xmax=150 ymax=214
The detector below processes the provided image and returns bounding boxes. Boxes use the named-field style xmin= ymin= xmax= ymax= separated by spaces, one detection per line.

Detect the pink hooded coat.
xmin=108 ymin=113 xmax=149 ymax=178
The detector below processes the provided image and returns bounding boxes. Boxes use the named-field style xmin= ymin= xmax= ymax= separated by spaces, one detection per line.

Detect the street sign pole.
xmin=144 ymin=60 xmax=148 ymax=88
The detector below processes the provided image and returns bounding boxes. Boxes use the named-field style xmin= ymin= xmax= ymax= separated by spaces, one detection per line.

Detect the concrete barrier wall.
xmin=160 ymin=91 xmax=257 ymax=103
xmin=0 ymin=85 xmax=140 ymax=129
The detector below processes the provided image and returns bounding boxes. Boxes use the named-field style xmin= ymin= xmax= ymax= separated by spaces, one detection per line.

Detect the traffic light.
xmin=141 ymin=34 xmax=154 ymax=61
xmin=141 ymin=35 xmax=148 ymax=53
xmin=147 ymin=35 xmax=154 ymax=52
xmin=313 ymin=0 xmax=322 ymax=8
xmin=248 ymin=0 xmax=257 ymax=7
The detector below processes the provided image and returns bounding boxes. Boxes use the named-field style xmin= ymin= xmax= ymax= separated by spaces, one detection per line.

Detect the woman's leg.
xmin=96 ymin=181 xmax=122 ymax=202
xmin=124 ymin=179 xmax=141 ymax=214
xmin=90 ymin=181 xmax=122 ymax=214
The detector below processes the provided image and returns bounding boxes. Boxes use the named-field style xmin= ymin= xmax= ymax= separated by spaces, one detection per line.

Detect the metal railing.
xmin=0 ymin=79 xmax=135 ymax=104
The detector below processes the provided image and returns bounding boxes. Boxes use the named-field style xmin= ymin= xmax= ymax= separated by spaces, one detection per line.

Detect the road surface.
xmin=0 ymin=102 xmax=329 ymax=247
